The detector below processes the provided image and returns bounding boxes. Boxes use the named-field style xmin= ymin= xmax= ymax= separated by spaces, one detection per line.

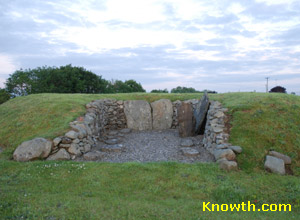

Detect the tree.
xmin=269 ymin=86 xmax=286 ymax=93
xmin=5 ymin=65 xmax=109 ymax=95
xmin=151 ymin=89 xmax=168 ymax=93
xmin=107 ymin=79 xmax=146 ymax=93
xmin=0 ymin=89 xmax=11 ymax=104
xmin=171 ymin=86 xmax=201 ymax=93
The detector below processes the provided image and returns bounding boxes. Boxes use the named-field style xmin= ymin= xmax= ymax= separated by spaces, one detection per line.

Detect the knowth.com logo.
xmin=202 ymin=201 xmax=291 ymax=212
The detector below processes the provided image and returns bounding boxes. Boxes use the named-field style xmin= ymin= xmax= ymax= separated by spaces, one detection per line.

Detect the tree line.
xmin=0 ymin=64 xmax=215 ymax=104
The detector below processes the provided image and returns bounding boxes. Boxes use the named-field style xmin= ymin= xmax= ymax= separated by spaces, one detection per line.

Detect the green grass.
xmin=0 ymin=92 xmax=300 ymax=219
xmin=0 ymin=161 xmax=299 ymax=219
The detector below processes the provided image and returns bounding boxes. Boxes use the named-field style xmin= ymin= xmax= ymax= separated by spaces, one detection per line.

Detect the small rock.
xmin=264 ymin=155 xmax=285 ymax=175
xmin=214 ymin=149 xmax=236 ymax=161
xmin=100 ymin=144 xmax=124 ymax=152
xmin=84 ymin=144 xmax=91 ymax=153
xmin=108 ymin=130 xmax=118 ymax=136
xmin=214 ymin=111 xmax=225 ymax=118
xmin=72 ymin=139 xmax=80 ymax=144
xmin=53 ymin=137 xmax=62 ymax=146
xmin=228 ymin=146 xmax=243 ymax=154
xmin=61 ymin=137 xmax=72 ymax=144
xmin=212 ymin=126 xmax=223 ymax=133
xmin=105 ymin=139 xmax=119 ymax=145
xmin=59 ymin=144 xmax=71 ymax=148
xmin=180 ymin=138 xmax=194 ymax=147
xmin=47 ymin=149 xmax=70 ymax=161
xmin=120 ymin=128 xmax=132 ymax=134
xmin=118 ymin=133 xmax=125 ymax=137
xmin=217 ymin=158 xmax=238 ymax=171
xmin=65 ymin=131 xmax=78 ymax=140
xmin=269 ymin=151 xmax=291 ymax=165
xmin=83 ymin=151 xmax=105 ymax=160
xmin=216 ymin=144 xmax=230 ymax=150
xmin=68 ymin=143 xmax=82 ymax=156
xmin=181 ymin=148 xmax=200 ymax=157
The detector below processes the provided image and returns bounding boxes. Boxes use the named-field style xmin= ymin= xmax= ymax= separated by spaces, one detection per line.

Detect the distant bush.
xmin=5 ymin=65 xmax=145 ymax=95
xmin=171 ymin=86 xmax=200 ymax=93
xmin=150 ymin=89 xmax=168 ymax=93
xmin=0 ymin=89 xmax=11 ymax=104
xmin=269 ymin=86 xmax=286 ymax=93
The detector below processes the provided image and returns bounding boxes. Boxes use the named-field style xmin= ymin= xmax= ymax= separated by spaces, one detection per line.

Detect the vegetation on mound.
xmin=0 ymin=92 xmax=299 ymax=175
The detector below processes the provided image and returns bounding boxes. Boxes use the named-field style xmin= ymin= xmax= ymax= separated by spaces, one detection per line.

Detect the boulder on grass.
xmin=217 ymin=158 xmax=238 ymax=171
xmin=13 ymin=138 xmax=52 ymax=162
xmin=264 ymin=155 xmax=285 ymax=175
xmin=269 ymin=151 xmax=291 ymax=165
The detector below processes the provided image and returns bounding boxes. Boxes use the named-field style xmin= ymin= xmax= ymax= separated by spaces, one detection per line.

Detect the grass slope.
xmin=0 ymin=92 xmax=299 ymax=219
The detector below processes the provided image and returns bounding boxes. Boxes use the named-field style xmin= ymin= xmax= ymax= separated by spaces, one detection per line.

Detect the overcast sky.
xmin=0 ymin=0 xmax=300 ymax=93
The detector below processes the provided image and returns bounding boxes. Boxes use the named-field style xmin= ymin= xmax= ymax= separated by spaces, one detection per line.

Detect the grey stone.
xmin=269 ymin=151 xmax=291 ymax=165
xmin=217 ymin=158 xmax=238 ymax=171
xmin=264 ymin=155 xmax=285 ymax=175
xmin=59 ymin=144 xmax=71 ymax=148
xmin=47 ymin=148 xmax=70 ymax=161
xmin=100 ymin=144 xmax=125 ymax=152
xmin=67 ymin=143 xmax=82 ymax=156
xmin=53 ymin=137 xmax=62 ymax=146
xmin=214 ymin=111 xmax=225 ymax=118
xmin=214 ymin=149 xmax=236 ymax=161
xmin=70 ymin=125 xmax=87 ymax=139
xmin=108 ymin=130 xmax=118 ymax=136
xmin=13 ymin=138 xmax=52 ymax=162
xmin=181 ymin=147 xmax=200 ymax=156
xmin=120 ymin=128 xmax=131 ymax=134
xmin=180 ymin=138 xmax=194 ymax=147
xmin=61 ymin=137 xmax=72 ymax=144
xmin=124 ymin=100 xmax=152 ymax=130
xmin=84 ymin=144 xmax=91 ymax=153
xmin=194 ymin=93 xmax=209 ymax=134
xmin=83 ymin=151 xmax=105 ymax=160
xmin=229 ymin=146 xmax=243 ymax=154
xmin=178 ymin=102 xmax=194 ymax=137
xmin=151 ymin=99 xmax=173 ymax=130
xmin=212 ymin=126 xmax=223 ymax=133
xmin=216 ymin=144 xmax=230 ymax=150
xmin=105 ymin=139 xmax=119 ymax=145
xmin=65 ymin=131 xmax=78 ymax=139
xmin=72 ymin=138 xmax=80 ymax=144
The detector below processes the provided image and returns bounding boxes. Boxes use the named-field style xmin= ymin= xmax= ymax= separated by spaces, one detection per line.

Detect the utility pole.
xmin=265 ymin=77 xmax=269 ymax=93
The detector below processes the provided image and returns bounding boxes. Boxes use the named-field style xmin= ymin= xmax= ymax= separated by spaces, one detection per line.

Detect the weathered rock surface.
xmin=229 ymin=146 xmax=243 ymax=154
xmin=13 ymin=138 xmax=52 ymax=162
xmin=65 ymin=131 xmax=78 ymax=139
xmin=264 ymin=155 xmax=285 ymax=175
xmin=269 ymin=151 xmax=291 ymax=165
xmin=217 ymin=158 xmax=238 ymax=171
xmin=83 ymin=151 xmax=105 ymax=160
xmin=194 ymin=93 xmax=209 ymax=134
xmin=178 ymin=102 xmax=194 ymax=137
xmin=67 ymin=143 xmax=82 ymax=156
xmin=53 ymin=137 xmax=62 ymax=146
xmin=105 ymin=138 xmax=119 ymax=145
xmin=213 ymin=149 xmax=236 ymax=161
xmin=120 ymin=128 xmax=131 ymax=134
xmin=100 ymin=144 xmax=125 ymax=152
xmin=151 ymin=99 xmax=173 ymax=130
xmin=181 ymin=148 xmax=200 ymax=156
xmin=47 ymin=148 xmax=70 ymax=161
xmin=180 ymin=138 xmax=194 ymax=147
xmin=124 ymin=100 xmax=152 ymax=130
xmin=61 ymin=137 xmax=72 ymax=144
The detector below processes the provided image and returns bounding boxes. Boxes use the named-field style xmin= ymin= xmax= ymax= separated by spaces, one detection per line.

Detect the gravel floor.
xmin=77 ymin=129 xmax=215 ymax=163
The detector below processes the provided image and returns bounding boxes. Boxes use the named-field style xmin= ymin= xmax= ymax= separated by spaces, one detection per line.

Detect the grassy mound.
xmin=0 ymin=92 xmax=299 ymax=219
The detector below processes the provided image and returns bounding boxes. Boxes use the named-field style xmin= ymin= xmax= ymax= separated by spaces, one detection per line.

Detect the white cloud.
xmin=0 ymin=54 xmax=18 ymax=75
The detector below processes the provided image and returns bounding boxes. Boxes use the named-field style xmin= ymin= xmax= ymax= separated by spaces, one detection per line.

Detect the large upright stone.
xmin=124 ymin=100 xmax=152 ymax=130
xmin=151 ymin=99 xmax=173 ymax=130
xmin=178 ymin=102 xmax=194 ymax=137
xmin=13 ymin=138 xmax=52 ymax=162
xmin=194 ymin=93 xmax=210 ymax=134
